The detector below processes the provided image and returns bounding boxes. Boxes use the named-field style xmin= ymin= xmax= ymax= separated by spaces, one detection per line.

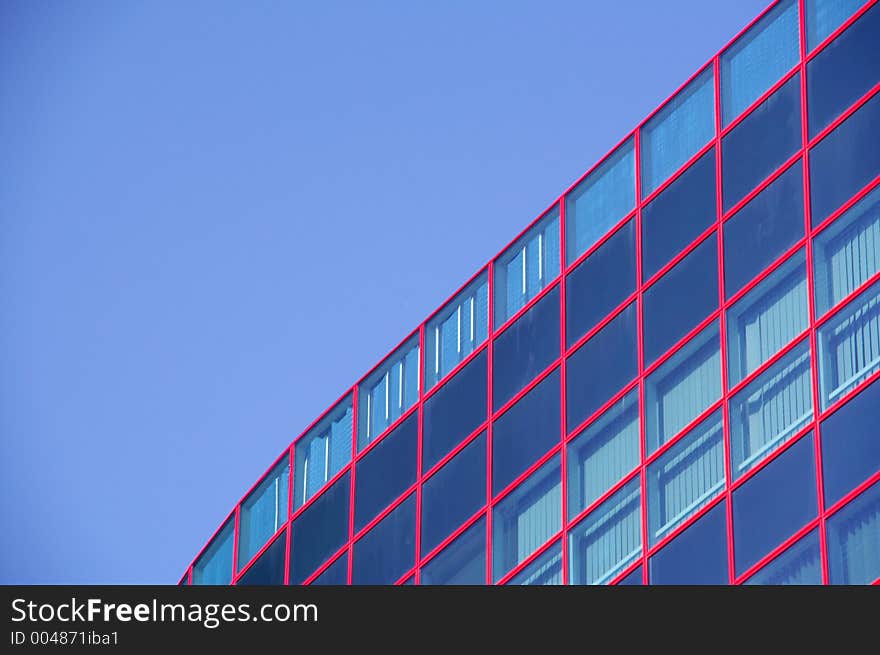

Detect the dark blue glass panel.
xmin=420 ymin=517 xmax=486 ymax=585
xmin=722 ymin=74 xmax=801 ymax=212
xmin=617 ymin=566 xmax=643 ymax=586
xmin=723 ymin=163 xmax=805 ymax=297
xmin=311 ymin=553 xmax=348 ymax=585
xmin=649 ymin=501 xmax=729 ymax=584
xmin=643 ymin=234 xmax=719 ymax=365
xmin=290 ymin=472 xmax=350 ymax=584
xmin=352 ymin=494 xmax=416 ymax=585
xmin=641 ymin=148 xmax=717 ymax=281
xmin=821 ymin=377 xmax=880 ymax=507
xmin=807 ymin=3 xmax=880 ymax=138
xmin=354 ymin=413 xmax=418 ymax=532
xmin=744 ymin=530 xmax=822 ymax=585
xmin=422 ymin=350 xmax=487 ymax=471
xmin=566 ymin=303 xmax=638 ymax=430
xmin=492 ymin=369 xmax=560 ymax=495
xmin=810 ymin=91 xmax=880 ymax=225
xmin=237 ymin=532 xmax=286 ymax=586
xmin=493 ymin=286 xmax=560 ymax=410
xmin=421 ymin=432 xmax=487 ymax=555
xmin=566 ymin=219 xmax=636 ymax=346
xmin=732 ymin=433 xmax=818 ymax=576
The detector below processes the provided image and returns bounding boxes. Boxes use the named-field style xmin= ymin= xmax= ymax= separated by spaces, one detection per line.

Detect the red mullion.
xmin=284 ymin=445 xmax=293 ymax=584
xmin=732 ymin=517 xmax=821 ymax=584
xmin=491 ymin=360 xmax=560 ymax=421
xmin=414 ymin=325 xmax=426 ymax=584
xmin=493 ymin=278 xmax=561 ymax=337
xmin=231 ymin=505 xmax=241 ymax=583
xmin=804 ymin=0 xmax=877 ymax=62
xmin=720 ymin=152 xmax=803 ymax=223
xmin=290 ymin=463 xmax=351 ymax=523
xmin=567 ymin=467 xmax=641 ymax=536
xmin=234 ymin=520 xmax=289 ymax=582
xmin=726 ymin=332 xmax=811 ymax=398
xmin=564 ymin=290 xmax=638 ymax=358
xmin=496 ymin=534 xmax=562 ymax=586
xmin=393 ymin=570 xmax=415 ymax=585
xmin=809 ymin=175 xmax=880 ymax=241
xmin=354 ymin=402 xmax=419 ymax=462
xmin=823 ymin=470 xmax=880 ymax=517
xmin=491 ymin=443 xmax=562 ymax=506
xmin=640 ymin=222 xmax=719 ymax=290
xmin=345 ymin=385 xmax=359 ymax=585
xmin=564 ymin=208 xmax=637 ymax=276
xmin=423 ymin=342 xmax=487 ymax=404
xmin=282 ymin=523 xmax=292 ymax=586
xmin=719 ymin=66 xmax=800 ymax=138
xmin=813 ymin=268 xmax=880 ymax=330
xmin=485 ymin=261 xmax=495 ymax=585
xmin=806 ymin=82 xmax=880 ymax=148
xmin=639 ymin=140 xmax=715 ymax=207
xmin=559 ymin=184 xmax=570 ymax=585
xmin=645 ymin=492 xmax=728 ymax=561
xmin=643 ymin=399 xmax=725 ymax=470
xmin=642 ymin=310 xmax=721 ymax=378
xmin=301 ymin=543 xmax=349 ymax=586
xmin=728 ymin=423 xmax=815 ymax=495
xmin=565 ymin=378 xmax=640 ymax=444
xmin=817 ymin=367 xmax=880 ymax=423
xmin=418 ymin=507 xmax=488 ymax=568
xmin=422 ymin=420 xmax=488 ymax=483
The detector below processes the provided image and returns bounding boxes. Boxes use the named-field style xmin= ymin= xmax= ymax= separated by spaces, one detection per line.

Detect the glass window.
xmin=421 ymin=432 xmax=487 ymax=556
xmin=720 ymin=0 xmax=800 ymax=126
xmin=723 ymin=162 xmax=805 ymax=297
xmin=641 ymin=148 xmax=717 ymax=281
xmin=730 ymin=340 xmax=814 ymax=479
xmin=808 ymin=3 xmax=880 ymax=137
xmin=645 ymin=322 xmax=722 ymax=454
xmin=821 ymin=376 xmax=880 ymax=507
xmin=817 ymin=278 xmax=880 ymax=409
xmin=566 ymin=303 xmax=638 ymax=431
xmin=421 ymin=517 xmax=486 ymax=585
xmin=616 ymin=566 xmax=643 ymax=585
xmin=642 ymin=67 xmax=716 ymax=198
xmin=238 ymin=458 xmax=290 ymax=569
xmin=352 ymin=494 xmax=416 ymax=585
xmin=492 ymin=286 xmax=560 ymax=410
xmin=727 ymin=250 xmax=809 ymax=385
xmin=827 ymin=480 xmax=880 ymax=584
xmin=565 ymin=219 xmax=636 ymax=346
xmin=643 ymin=234 xmax=719 ymax=366
xmin=649 ymin=500 xmax=729 ymax=584
xmin=807 ymin=0 xmax=867 ymax=50
xmin=310 ymin=552 xmax=348 ymax=585
xmin=810 ymin=91 xmax=880 ymax=225
xmin=565 ymin=138 xmax=635 ymax=263
xmin=567 ymin=390 xmax=640 ymax=519
xmin=492 ymin=457 xmax=561 ymax=582
xmin=722 ymin=74 xmax=802 ymax=213
xmin=568 ymin=478 xmax=642 ymax=585
xmin=192 ymin=518 xmax=234 ymax=585
xmin=294 ymin=396 xmax=352 ymax=510
xmin=506 ymin=543 xmax=562 ymax=585
xmin=425 ymin=271 xmax=489 ymax=390
xmin=813 ymin=185 xmax=880 ymax=317
xmin=422 ymin=350 xmax=487 ymax=471
xmin=744 ymin=530 xmax=822 ymax=585
xmin=492 ymin=369 xmax=560 ymax=495
xmin=495 ymin=206 xmax=561 ymax=328
xmin=358 ymin=335 xmax=419 ymax=450
xmin=237 ymin=532 xmax=286 ymax=586
xmin=647 ymin=411 xmax=725 ymax=547
xmin=289 ymin=472 xmax=349 ymax=585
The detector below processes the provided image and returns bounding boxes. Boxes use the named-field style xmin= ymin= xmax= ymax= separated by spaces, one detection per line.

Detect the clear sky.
xmin=0 ymin=0 xmax=770 ymax=583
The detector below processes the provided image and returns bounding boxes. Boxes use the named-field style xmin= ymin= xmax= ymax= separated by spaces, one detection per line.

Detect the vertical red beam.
xmin=485 ymin=262 xmax=495 ymax=584
xmin=414 ymin=324 xmax=426 ymax=584
xmin=559 ymin=198 xmax=570 ymax=585
xmin=283 ymin=445 xmax=294 ymax=585
xmin=346 ymin=386 xmax=359 ymax=584
xmin=232 ymin=505 xmax=241 ymax=584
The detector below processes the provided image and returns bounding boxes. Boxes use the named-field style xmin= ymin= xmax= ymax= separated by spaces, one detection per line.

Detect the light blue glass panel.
xmin=506 ymin=543 xmax=563 ymax=585
xmin=294 ymin=395 xmax=353 ymax=509
xmin=745 ymin=530 xmax=822 ymax=584
xmin=827 ymin=480 xmax=880 ymax=584
xmin=238 ymin=458 xmax=290 ymax=568
xmin=192 ymin=519 xmax=234 ymax=585
xmin=358 ymin=335 xmax=420 ymax=449
xmin=806 ymin=0 xmax=865 ymax=50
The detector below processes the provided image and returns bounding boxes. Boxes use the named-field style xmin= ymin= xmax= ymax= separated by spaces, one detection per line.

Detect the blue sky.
xmin=0 ymin=1 xmax=769 ymax=583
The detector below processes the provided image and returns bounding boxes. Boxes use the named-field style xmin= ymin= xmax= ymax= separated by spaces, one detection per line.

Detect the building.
xmin=181 ymin=0 xmax=880 ymax=586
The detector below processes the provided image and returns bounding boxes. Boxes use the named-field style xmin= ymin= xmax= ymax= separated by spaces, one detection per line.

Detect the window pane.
xmin=294 ymin=396 xmax=352 ymax=510
xmin=641 ymin=148 xmax=717 ymax=281
xmin=495 ymin=207 xmax=561 ymax=328
xmin=567 ymin=390 xmax=640 ymax=519
xmin=425 ymin=271 xmax=489 ymax=389
xmin=492 ymin=286 xmax=560 ymax=410
xmin=643 ymin=234 xmax=719 ymax=366
xmin=422 ymin=350 xmax=487 ymax=471
xmin=649 ymin=500 xmax=729 ymax=584
xmin=726 ymin=250 xmax=809 ymax=385
xmin=311 ymin=553 xmax=348 ymax=585
xmin=821 ymin=377 xmax=880 ymax=507
xmin=807 ymin=3 xmax=880 ymax=137
xmin=565 ymin=138 xmax=635 ymax=263
xmin=568 ymin=478 xmax=642 ymax=585
xmin=238 ymin=458 xmax=289 ymax=569
xmin=616 ymin=566 xmax=643 ymax=585
xmin=647 ymin=411 xmax=725 ymax=546
xmin=813 ymin=185 xmax=880 ymax=317
xmin=237 ymin=532 xmax=286 ymax=586
xmin=192 ymin=518 xmax=234 ymax=585
xmin=566 ymin=303 xmax=638 ymax=431
xmin=720 ymin=0 xmax=800 ymax=126
xmin=566 ymin=219 xmax=636 ymax=346
xmin=730 ymin=340 xmax=814 ymax=479
xmin=722 ymin=74 xmax=802 ymax=213
xmin=290 ymin=472 xmax=349 ymax=585
xmin=807 ymin=0 xmax=867 ymax=50
xmin=817 ymin=278 xmax=880 ymax=409
xmin=810 ymin=91 xmax=880 ymax=225
xmin=506 ymin=543 xmax=562 ymax=585
xmin=645 ymin=322 xmax=722 ymax=454
xmin=421 ymin=517 xmax=486 ymax=585
xmin=745 ymin=530 xmax=822 ymax=585
xmin=827 ymin=480 xmax=880 ymax=584
xmin=421 ymin=432 xmax=487 ymax=556
xmin=723 ymin=162 xmax=805 ymax=297
xmin=352 ymin=494 xmax=416 ymax=585
xmin=358 ymin=335 xmax=419 ymax=450
xmin=492 ymin=457 xmax=561 ymax=582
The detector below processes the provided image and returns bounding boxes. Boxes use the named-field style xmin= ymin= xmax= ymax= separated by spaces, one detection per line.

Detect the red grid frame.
xmin=184 ymin=0 xmax=880 ymax=587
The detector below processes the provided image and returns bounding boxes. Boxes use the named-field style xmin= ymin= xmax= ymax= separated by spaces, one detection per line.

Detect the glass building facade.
xmin=183 ymin=0 xmax=880 ymax=586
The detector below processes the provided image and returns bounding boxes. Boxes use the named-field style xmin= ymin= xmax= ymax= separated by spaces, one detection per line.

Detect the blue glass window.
xmin=238 ymin=458 xmax=290 ymax=569
xmin=565 ymin=138 xmax=635 ymax=263
xmin=617 ymin=566 xmax=643 ymax=585
xmin=643 ymin=234 xmax=719 ymax=366
xmin=506 ymin=543 xmax=562 ymax=585
xmin=358 ymin=335 xmax=419 ymax=450
xmin=294 ymin=396 xmax=352 ymax=510
xmin=649 ymin=500 xmax=729 ymax=584
xmin=237 ymin=532 xmax=286 ymax=586
xmin=492 ymin=286 xmax=560 ymax=410
xmin=421 ymin=517 xmax=486 ymax=585
xmin=310 ymin=552 xmax=348 ymax=585
xmin=807 ymin=0 xmax=868 ymax=50
xmin=641 ymin=148 xmax=717 ymax=281
xmin=567 ymin=390 xmax=640 ymax=518
xmin=827 ymin=480 xmax=880 ymax=584
xmin=566 ymin=219 xmax=636 ymax=346
xmin=641 ymin=67 xmax=715 ymax=197
xmin=352 ymin=494 xmax=416 ymax=585
xmin=745 ymin=529 xmax=822 ymax=584
xmin=192 ymin=518 xmax=234 ymax=585
xmin=720 ymin=0 xmax=800 ymax=126
xmin=495 ymin=206 xmax=561 ymax=328
xmin=425 ymin=271 xmax=489 ymax=390
xmin=290 ymin=472 xmax=349 ymax=585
